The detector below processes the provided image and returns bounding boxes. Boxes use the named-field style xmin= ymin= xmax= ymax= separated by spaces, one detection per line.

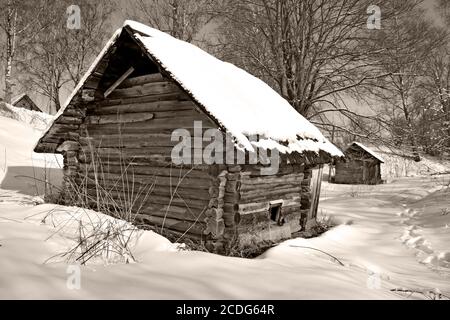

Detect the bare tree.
xmin=213 ymin=0 xmax=417 ymax=120
xmin=204 ymin=0 xmax=437 ymax=155
xmin=0 ymin=0 xmax=48 ymax=103
xmin=127 ymin=0 xmax=219 ymax=43
xmin=19 ymin=0 xmax=114 ymax=113
xmin=368 ymin=4 xmax=446 ymax=159
xmin=413 ymin=0 xmax=450 ymax=156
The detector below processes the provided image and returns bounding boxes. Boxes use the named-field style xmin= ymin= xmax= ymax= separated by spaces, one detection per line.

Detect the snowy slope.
xmin=319 ymin=177 xmax=450 ymax=297
xmin=0 ymin=102 xmax=52 ymax=130
xmin=0 ymin=104 xmax=62 ymax=195
xmin=0 ymin=202 xmax=397 ymax=299
xmin=361 ymin=144 xmax=450 ymax=179
xmin=406 ymin=188 xmax=450 ymax=268
xmin=0 ymin=176 xmax=449 ymax=299
xmin=1 ymin=101 xmax=449 ymax=299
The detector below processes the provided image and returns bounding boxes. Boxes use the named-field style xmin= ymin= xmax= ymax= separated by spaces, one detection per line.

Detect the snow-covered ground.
xmin=1 ymin=175 xmax=448 ymax=299
xmin=0 ymin=105 xmax=449 ymax=299
xmin=373 ymin=145 xmax=449 ymax=179
xmin=0 ymin=103 xmax=62 ymax=195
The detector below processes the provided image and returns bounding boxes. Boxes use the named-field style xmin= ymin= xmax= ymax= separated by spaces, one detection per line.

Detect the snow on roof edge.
xmin=127 ymin=21 xmax=343 ymax=158
xmin=35 ymin=20 xmax=343 ymax=159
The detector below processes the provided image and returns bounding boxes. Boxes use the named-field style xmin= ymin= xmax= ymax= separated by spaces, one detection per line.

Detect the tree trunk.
xmin=4 ymin=6 xmax=17 ymax=104
xmin=53 ymin=86 xmax=61 ymax=113
xmin=171 ymin=0 xmax=181 ymax=39
xmin=5 ymin=48 xmax=13 ymax=104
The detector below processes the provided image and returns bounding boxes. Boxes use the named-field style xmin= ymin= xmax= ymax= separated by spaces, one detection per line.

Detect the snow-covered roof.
xmin=11 ymin=93 xmax=27 ymax=106
xmin=11 ymin=93 xmax=42 ymax=112
xmin=349 ymin=142 xmax=384 ymax=163
xmin=36 ymin=20 xmax=343 ymax=159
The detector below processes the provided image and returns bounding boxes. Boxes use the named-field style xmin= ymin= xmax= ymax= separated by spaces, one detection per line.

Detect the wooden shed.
xmin=334 ymin=142 xmax=384 ymax=185
xmin=12 ymin=94 xmax=42 ymax=112
xmin=34 ymin=21 xmax=342 ymax=253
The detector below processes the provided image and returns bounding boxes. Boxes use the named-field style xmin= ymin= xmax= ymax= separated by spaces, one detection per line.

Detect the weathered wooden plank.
xmin=239 ymin=181 xmax=301 ymax=191
xmin=41 ymin=136 xmax=64 ymax=144
xmin=75 ymin=179 xmax=212 ymax=200
xmin=83 ymin=189 xmax=208 ymax=217
xmin=239 ymin=193 xmax=301 ymax=205
xmin=97 ymin=92 xmax=191 ymax=107
xmin=84 ymin=75 xmax=102 ymax=89
xmin=79 ymin=163 xmax=210 ymax=178
xmin=83 ymin=118 xmax=215 ymax=135
xmin=78 ymin=155 xmax=212 ymax=170
xmin=61 ymin=107 xmax=87 ymax=118
xmin=47 ymin=123 xmax=79 ymax=132
xmin=78 ymin=146 xmax=210 ymax=159
xmin=85 ymin=110 xmax=203 ymax=126
xmin=78 ymin=152 xmax=172 ymax=165
xmin=85 ymin=112 xmax=155 ymax=125
xmin=78 ymin=171 xmax=200 ymax=190
xmin=79 ymin=198 xmax=207 ymax=235
xmin=34 ymin=142 xmax=58 ymax=153
xmin=78 ymin=171 xmax=212 ymax=189
xmin=240 ymin=186 xmax=302 ymax=199
xmin=108 ymin=81 xmax=180 ymax=99
xmin=58 ymin=116 xmax=83 ymax=125
xmin=240 ymin=173 xmax=303 ymax=185
xmin=135 ymin=214 xmax=206 ymax=235
xmin=90 ymin=101 xmax=195 ymax=115
xmin=104 ymin=67 xmax=135 ymax=98
xmin=79 ymin=182 xmax=210 ymax=202
xmin=140 ymin=206 xmax=207 ymax=223
xmin=80 ymin=133 xmax=174 ymax=148
xmin=309 ymin=165 xmax=324 ymax=220
xmin=119 ymin=73 xmax=165 ymax=88
xmin=79 ymin=134 xmax=223 ymax=149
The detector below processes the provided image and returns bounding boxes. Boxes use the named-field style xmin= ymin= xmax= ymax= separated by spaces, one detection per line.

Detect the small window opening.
xmin=269 ymin=201 xmax=285 ymax=226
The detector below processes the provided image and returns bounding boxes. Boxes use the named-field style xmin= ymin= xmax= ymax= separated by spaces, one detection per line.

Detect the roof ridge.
xmin=34 ymin=20 xmax=343 ymax=160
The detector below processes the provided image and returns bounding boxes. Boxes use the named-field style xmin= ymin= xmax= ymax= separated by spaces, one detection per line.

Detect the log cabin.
xmin=34 ymin=21 xmax=343 ymax=254
xmin=12 ymin=94 xmax=42 ymax=113
xmin=334 ymin=142 xmax=384 ymax=185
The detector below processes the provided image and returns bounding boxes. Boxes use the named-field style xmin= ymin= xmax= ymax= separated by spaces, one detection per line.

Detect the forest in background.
xmin=0 ymin=0 xmax=449 ymax=159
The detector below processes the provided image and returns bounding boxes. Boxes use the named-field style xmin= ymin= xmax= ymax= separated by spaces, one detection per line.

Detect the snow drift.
xmin=0 ymin=103 xmax=62 ymax=195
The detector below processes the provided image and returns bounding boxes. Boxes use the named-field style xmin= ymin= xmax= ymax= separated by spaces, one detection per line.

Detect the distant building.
xmin=12 ymin=94 xmax=42 ymax=112
xmin=334 ymin=142 xmax=384 ymax=185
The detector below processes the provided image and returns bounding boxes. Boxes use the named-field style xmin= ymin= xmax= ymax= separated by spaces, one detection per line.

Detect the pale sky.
xmin=28 ymin=0 xmax=446 ymax=113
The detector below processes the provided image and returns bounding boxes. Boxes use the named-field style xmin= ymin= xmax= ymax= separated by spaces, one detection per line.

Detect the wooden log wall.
xmin=217 ymin=162 xmax=311 ymax=247
xmin=300 ymin=167 xmax=313 ymax=228
xmin=334 ymin=145 xmax=383 ymax=185
xmin=46 ymin=71 xmax=323 ymax=251
xmin=75 ymin=73 xmax=223 ymax=242
xmin=334 ymin=160 xmax=364 ymax=184
xmin=334 ymin=159 xmax=381 ymax=185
